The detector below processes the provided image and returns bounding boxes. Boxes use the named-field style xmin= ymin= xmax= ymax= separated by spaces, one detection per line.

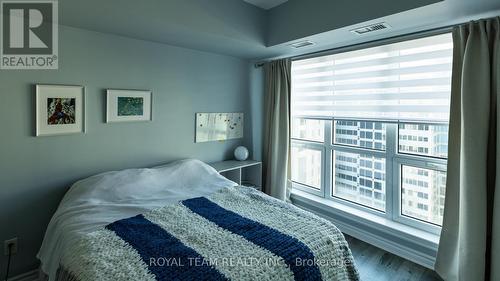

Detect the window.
xmin=291 ymin=143 xmax=323 ymax=191
xmin=399 ymin=123 xmax=449 ymax=158
xmin=292 ymin=118 xmax=325 ymax=142
xmin=334 ymin=120 xmax=386 ymax=150
xmin=290 ymin=33 xmax=452 ymax=233
xmin=401 ymin=165 xmax=446 ymax=225
xmin=334 ymin=151 xmax=386 ymax=211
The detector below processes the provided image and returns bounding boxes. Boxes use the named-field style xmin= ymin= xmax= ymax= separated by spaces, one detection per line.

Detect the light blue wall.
xmin=0 ymin=25 xmax=253 ymax=276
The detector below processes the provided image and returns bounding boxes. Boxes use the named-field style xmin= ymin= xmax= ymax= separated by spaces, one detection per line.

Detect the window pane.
xmin=334 ymin=120 xmax=386 ymax=150
xmin=333 ymin=151 xmax=386 ymax=211
xmin=401 ymin=165 xmax=446 ymax=225
xmin=291 ymin=144 xmax=322 ymax=189
xmin=292 ymin=118 xmax=325 ymax=142
xmin=399 ymin=123 xmax=449 ymax=158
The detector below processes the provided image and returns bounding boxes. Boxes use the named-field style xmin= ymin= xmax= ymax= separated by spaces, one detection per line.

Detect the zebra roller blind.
xmin=291 ymin=33 xmax=453 ymax=122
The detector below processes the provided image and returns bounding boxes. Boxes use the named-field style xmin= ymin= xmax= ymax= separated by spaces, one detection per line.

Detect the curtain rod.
xmin=254 ymin=62 xmax=265 ymax=68
xmin=254 ymin=23 xmax=458 ymax=68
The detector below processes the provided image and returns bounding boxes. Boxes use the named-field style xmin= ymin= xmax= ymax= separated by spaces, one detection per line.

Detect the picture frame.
xmin=35 ymin=84 xmax=86 ymax=137
xmin=106 ymin=89 xmax=152 ymax=123
xmin=195 ymin=112 xmax=244 ymax=142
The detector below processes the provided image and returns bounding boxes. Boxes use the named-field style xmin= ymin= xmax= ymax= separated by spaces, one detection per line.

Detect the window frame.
xmin=393 ymin=156 xmax=447 ymax=235
xmin=291 ymin=117 xmax=448 ymax=234
xmin=329 ymin=131 xmax=389 ymax=215
xmin=290 ymin=30 xmax=452 ymax=235
xmin=290 ymin=139 xmax=326 ymax=197
xmin=397 ymin=122 xmax=450 ymax=160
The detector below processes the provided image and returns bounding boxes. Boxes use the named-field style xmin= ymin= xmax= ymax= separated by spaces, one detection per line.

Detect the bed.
xmin=38 ymin=159 xmax=359 ymax=281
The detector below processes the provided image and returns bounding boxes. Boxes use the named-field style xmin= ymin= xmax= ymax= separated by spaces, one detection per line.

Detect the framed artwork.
xmin=106 ymin=89 xmax=152 ymax=123
xmin=195 ymin=112 xmax=244 ymax=142
xmin=36 ymin=84 xmax=85 ymax=136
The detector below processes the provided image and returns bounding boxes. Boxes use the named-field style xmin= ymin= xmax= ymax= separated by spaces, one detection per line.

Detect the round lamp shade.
xmin=234 ymin=146 xmax=249 ymax=161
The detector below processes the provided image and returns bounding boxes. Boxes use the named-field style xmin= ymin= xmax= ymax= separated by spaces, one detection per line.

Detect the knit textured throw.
xmin=60 ymin=186 xmax=359 ymax=281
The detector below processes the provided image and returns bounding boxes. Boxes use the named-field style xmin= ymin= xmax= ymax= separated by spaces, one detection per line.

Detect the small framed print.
xmin=106 ymin=89 xmax=152 ymax=123
xmin=36 ymin=84 xmax=85 ymax=136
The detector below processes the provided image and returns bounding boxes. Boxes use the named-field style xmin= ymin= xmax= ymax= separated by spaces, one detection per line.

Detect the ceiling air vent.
xmin=290 ymin=40 xmax=315 ymax=48
xmin=351 ymin=22 xmax=391 ymax=35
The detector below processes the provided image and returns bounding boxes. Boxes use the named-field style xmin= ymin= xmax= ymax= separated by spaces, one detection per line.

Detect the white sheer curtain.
xmin=435 ymin=17 xmax=500 ymax=281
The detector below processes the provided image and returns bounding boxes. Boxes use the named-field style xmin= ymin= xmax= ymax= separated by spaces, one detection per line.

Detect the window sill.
xmin=291 ymin=189 xmax=440 ymax=269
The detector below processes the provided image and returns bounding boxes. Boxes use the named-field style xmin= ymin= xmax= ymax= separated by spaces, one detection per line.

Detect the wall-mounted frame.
xmin=106 ymin=89 xmax=152 ymax=123
xmin=195 ymin=112 xmax=244 ymax=142
xmin=36 ymin=84 xmax=86 ymax=136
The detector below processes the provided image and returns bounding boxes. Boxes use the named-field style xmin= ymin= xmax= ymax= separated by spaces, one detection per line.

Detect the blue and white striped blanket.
xmin=60 ymin=186 xmax=359 ymax=281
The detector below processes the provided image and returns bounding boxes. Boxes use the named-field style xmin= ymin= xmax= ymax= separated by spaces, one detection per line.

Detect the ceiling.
xmin=56 ymin=0 xmax=500 ymax=60
xmin=243 ymin=0 xmax=288 ymax=10
xmin=266 ymin=0 xmax=500 ymax=60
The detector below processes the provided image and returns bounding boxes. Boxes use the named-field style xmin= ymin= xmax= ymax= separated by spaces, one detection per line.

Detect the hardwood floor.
xmin=345 ymin=235 xmax=443 ymax=281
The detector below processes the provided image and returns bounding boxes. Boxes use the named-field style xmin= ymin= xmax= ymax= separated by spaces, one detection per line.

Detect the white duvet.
xmin=37 ymin=159 xmax=237 ymax=280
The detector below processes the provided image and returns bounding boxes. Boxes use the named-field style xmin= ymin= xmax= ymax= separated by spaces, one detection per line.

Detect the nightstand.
xmin=209 ymin=160 xmax=262 ymax=191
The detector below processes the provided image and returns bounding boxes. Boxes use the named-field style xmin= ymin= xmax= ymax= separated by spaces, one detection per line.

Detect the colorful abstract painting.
xmin=47 ymin=98 xmax=76 ymax=125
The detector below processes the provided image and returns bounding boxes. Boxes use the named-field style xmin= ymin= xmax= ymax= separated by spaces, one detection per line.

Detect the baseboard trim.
xmin=7 ymin=269 xmax=39 ymax=281
xmin=292 ymin=194 xmax=437 ymax=270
